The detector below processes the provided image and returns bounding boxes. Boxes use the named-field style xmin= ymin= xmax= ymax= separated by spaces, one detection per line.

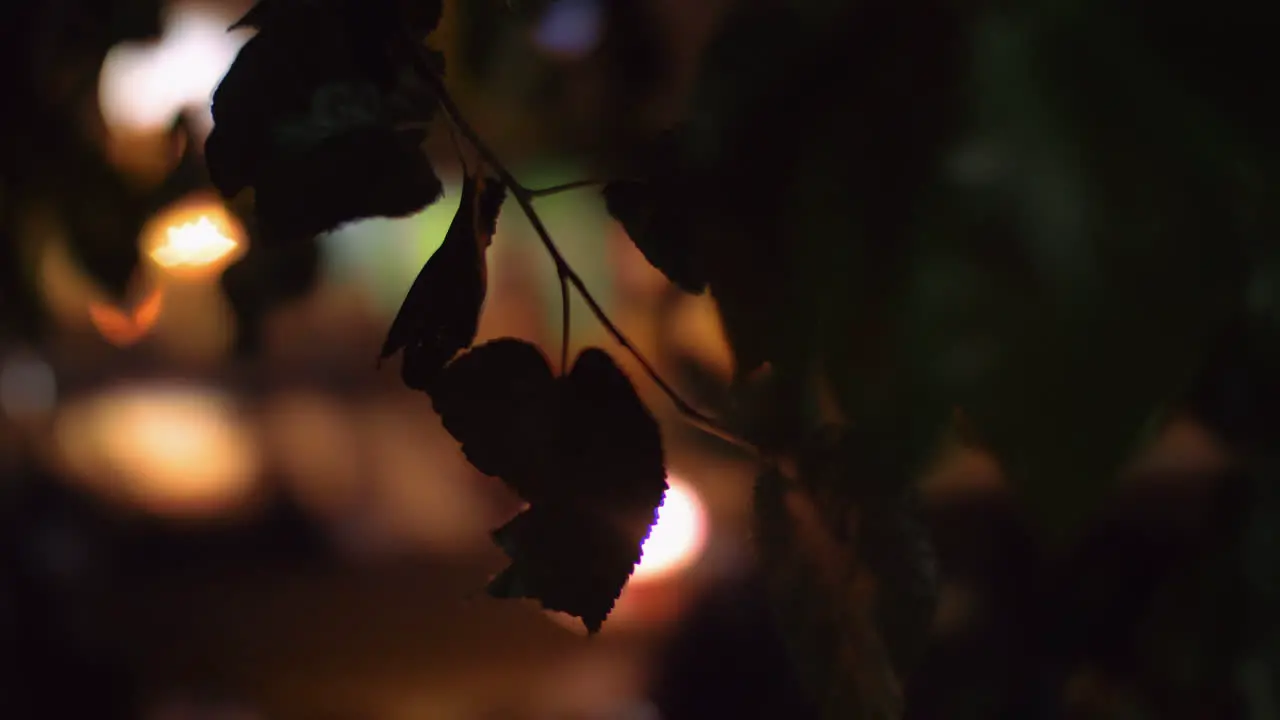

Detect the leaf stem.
xmin=528 ymin=179 xmax=605 ymax=198
xmin=415 ymin=53 xmax=755 ymax=453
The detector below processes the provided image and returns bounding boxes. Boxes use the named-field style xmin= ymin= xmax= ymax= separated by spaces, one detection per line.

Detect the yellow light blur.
xmin=632 ymin=475 xmax=709 ymax=584
xmin=143 ymin=194 xmax=245 ymax=277
xmin=53 ymin=383 xmax=260 ymax=518
xmin=153 ymin=216 xmax=237 ymax=267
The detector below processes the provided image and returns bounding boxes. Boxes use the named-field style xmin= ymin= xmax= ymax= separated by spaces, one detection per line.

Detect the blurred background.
xmin=0 ymin=1 xmax=1264 ymax=718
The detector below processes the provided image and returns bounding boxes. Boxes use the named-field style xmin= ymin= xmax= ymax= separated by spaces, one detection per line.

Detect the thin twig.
xmin=444 ymin=117 xmax=468 ymax=175
xmin=413 ymin=51 xmax=755 ymax=453
xmin=529 ymin=179 xmax=605 ymax=198
xmin=559 ymin=271 xmax=571 ymax=374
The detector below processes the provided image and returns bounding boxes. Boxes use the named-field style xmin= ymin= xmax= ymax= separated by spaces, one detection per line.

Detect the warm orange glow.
xmin=88 ymin=287 xmax=165 ymax=346
xmin=633 ymin=476 xmax=709 ymax=584
xmin=143 ymin=195 xmax=245 ymax=277
xmin=54 ymin=383 xmax=260 ymax=518
xmin=669 ymin=294 xmax=736 ymax=380
xmin=153 ymin=216 xmax=238 ymax=267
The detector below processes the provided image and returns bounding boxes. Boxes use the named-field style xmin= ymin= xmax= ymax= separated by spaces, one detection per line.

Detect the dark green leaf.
xmin=380 ymin=173 xmax=506 ymax=391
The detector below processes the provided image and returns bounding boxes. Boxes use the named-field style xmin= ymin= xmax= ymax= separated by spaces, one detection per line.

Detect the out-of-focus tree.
xmin=7 ymin=0 xmax=1280 ymax=717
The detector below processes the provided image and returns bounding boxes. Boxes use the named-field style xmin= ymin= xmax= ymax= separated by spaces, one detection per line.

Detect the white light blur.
xmin=99 ymin=2 xmax=249 ymax=136
xmin=0 ymin=353 xmax=58 ymax=419
xmin=632 ymin=475 xmax=708 ymax=584
xmin=54 ymin=383 xmax=260 ymax=518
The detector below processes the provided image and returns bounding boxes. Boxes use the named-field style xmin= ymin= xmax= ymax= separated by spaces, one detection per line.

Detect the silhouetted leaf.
xmin=602 ymin=131 xmax=706 ymax=294
xmin=206 ymin=0 xmax=446 ymax=243
xmin=601 ymin=123 xmax=782 ymax=380
xmin=380 ymin=173 xmax=506 ymax=391
xmin=431 ymin=339 xmax=668 ymax=632
xmin=429 ymin=338 xmax=561 ymax=483
xmin=232 ymin=0 xmax=442 ymax=36
xmin=259 ymin=125 xmax=444 ymax=243
xmin=560 ymin=347 xmax=667 ymax=512
xmin=487 ymin=503 xmax=645 ymax=633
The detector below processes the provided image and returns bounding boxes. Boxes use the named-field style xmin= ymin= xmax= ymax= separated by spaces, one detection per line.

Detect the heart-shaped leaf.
xmin=430 ymin=339 xmax=668 ymax=632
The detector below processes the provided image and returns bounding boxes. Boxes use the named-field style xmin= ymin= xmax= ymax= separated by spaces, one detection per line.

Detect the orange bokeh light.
xmin=54 ymin=383 xmax=260 ymax=518
xmin=88 ymin=287 xmax=165 ymax=347
xmin=143 ymin=194 xmax=245 ymax=277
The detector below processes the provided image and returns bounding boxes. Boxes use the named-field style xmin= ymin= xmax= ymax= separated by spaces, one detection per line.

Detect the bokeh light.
xmin=54 ymin=383 xmax=260 ymax=518
xmin=143 ymin=194 xmax=245 ymax=278
xmin=98 ymin=2 xmax=249 ymax=136
xmin=540 ymin=475 xmax=710 ymax=634
xmin=87 ymin=287 xmax=165 ymax=347
xmin=0 ymin=352 xmax=58 ymax=420
xmin=667 ymin=293 xmax=736 ymax=381
xmin=632 ymin=475 xmax=708 ymax=584
xmin=533 ymin=0 xmax=605 ymax=59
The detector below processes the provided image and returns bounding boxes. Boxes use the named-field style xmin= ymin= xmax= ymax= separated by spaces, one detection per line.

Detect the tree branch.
xmin=413 ymin=51 xmax=755 ymax=453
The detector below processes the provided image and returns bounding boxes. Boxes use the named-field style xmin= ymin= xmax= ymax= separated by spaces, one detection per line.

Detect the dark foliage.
xmin=205 ymin=0 xmax=446 ymax=243
xmin=205 ymin=0 xmax=679 ymax=635
xmin=752 ymin=426 xmax=938 ymax=718
xmin=602 ymin=130 xmax=707 ymax=294
xmin=205 ymin=0 xmax=673 ymax=635
xmin=650 ymin=572 xmax=820 ymax=720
